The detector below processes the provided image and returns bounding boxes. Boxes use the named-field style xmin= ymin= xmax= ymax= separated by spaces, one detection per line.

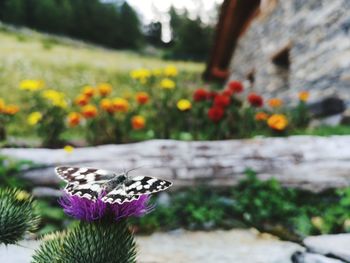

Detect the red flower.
xmin=248 ymin=93 xmax=264 ymax=107
xmin=193 ymin=88 xmax=208 ymax=102
xmin=208 ymin=107 xmax=225 ymax=122
xmin=228 ymin=81 xmax=244 ymax=93
xmin=214 ymin=94 xmax=231 ymax=108
xmin=222 ymin=89 xmax=234 ymax=97
xmin=208 ymin=91 xmax=218 ymax=100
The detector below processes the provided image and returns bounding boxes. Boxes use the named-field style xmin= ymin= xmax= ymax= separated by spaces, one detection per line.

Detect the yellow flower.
xmin=255 ymin=112 xmax=269 ymax=121
xmin=299 ymin=91 xmax=310 ymax=102
xmin=63 ymin=145 xmax=74 ymax=153
xmin=0 ymin=98 xmax=5 ymax=112
xmin=27 ymin=112 xmax=43 ymax=126
xmin=112 ymin=98 xmax=129 ymax=113
xmin=164 ymin=65 xmax=178 ymax=77
xmin=15 ymin=190 xmax=31 ymax=201
xmin=42 ymin=89 xmax=67 ymax=108
xmin=82 ymin=85 xmax=95 ymax=98
xmin=130 ymin=69 xmax=151 ymax=83
xmin=267 ymin=114 xmax=288 ymax=131
xmin=100 ymin=98 xmax=114 ymax=113
xmin=97 ymin=83 xmax=112 ymax=97
xmin=81 ymin=104 xmax=98 ymax=119
xmin=160 ymin=78 xmax=175 ymax=89
xmin=268 ymin=98 xmax=283 ymax=108
xmin=177 ymin=99 xmax=192 ymax=111
xmin=311 ymin=216 xmax=324 ymax=230
xmin=19 ymin=79 xmax=44 ymax=91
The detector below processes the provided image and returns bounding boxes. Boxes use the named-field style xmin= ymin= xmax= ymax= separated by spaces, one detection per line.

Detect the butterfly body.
xmin=55 ymin=166 xmax=172 ymax=204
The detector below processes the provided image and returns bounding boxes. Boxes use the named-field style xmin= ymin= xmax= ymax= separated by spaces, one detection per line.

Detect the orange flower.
xmin=268 ymin=98 xmax=283 ymax=108
xmin=255 ymin=112 xmax=269 ymax=121
xmin=3 ymin=105 xmax=19 ymax=115
xmin=67 ymin=112 xmax=81 ymax=127
xmin=131 ymin=115 xmax=146 ymax=130
xmin=98 ymin=83 xmax=112 ymax=97
xmin=81 ymin=104 xmax=98 ymax=119
xmin=75 ymin=94 xmax=89 ymax=106
xmin=136 ymin=92 xmax=149 ymax=105
xmin=100 ymin=98 xmax=114 ymax=113
xmin=82 ymin=86 xmax=95 ymax=98
xmin=267 ymin=114 xmax=288 ymax=131
xmin=112 ymin=98 xmax=129 ymax=113
xmin=299 ymin=91 xmax=309 ymax=102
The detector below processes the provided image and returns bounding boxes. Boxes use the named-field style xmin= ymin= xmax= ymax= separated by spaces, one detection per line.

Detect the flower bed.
xmin=0 ymin=66 xmax=312 ymax=148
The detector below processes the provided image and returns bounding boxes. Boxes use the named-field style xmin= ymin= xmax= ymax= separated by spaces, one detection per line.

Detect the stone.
xmin=308 ymin=97 xmax=346 ymax=118
xmin=2 ymin=136 xmax=350 ymax=192
xmin=341 ymin=108 xmax=350 ymax=125
xmin=303 ymin=234 xmax=350 ymax=262
xmin=32 ymin=187 xmax=62 ymax=198
xmin=0 ymin=230 xmax=303 ymax=263
xmin=292 ymin=252 xmax=345 ymax=263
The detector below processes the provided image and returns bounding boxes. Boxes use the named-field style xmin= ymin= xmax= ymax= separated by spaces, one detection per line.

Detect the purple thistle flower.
xmin=59 ymin=193 xmax=153 ymax=222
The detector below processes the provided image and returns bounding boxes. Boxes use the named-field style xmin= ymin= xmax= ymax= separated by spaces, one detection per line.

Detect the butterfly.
xmin=55 ymin=166 xmax=172 ymax=204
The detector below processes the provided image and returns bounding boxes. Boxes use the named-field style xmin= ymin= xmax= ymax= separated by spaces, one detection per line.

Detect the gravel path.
xmin=0 ymin=229 xmax=303 ymax=263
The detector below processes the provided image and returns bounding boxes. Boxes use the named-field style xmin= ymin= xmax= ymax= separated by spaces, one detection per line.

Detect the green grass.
xmin=0 ymin=26 xmax=204 ymax=103
xmin=293 ymin=125 xmax=350 ymax=136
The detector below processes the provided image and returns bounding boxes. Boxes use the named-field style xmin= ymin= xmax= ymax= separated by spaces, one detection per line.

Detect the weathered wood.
xmin=1 ymin=136 xmax=350 ymax=192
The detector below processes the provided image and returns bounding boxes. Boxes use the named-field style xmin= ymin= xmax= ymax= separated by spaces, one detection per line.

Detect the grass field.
xmin=0 ymin=25 xmax=204 ymax=103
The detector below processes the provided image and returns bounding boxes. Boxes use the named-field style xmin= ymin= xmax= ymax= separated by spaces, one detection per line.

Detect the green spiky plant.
xmin=32 ymin=220 xmax=136 ymax=263
xmin=31 ymin=193 xmax=153 ymax=263
xmin=0 ymin=188 xmax=39 ymax=245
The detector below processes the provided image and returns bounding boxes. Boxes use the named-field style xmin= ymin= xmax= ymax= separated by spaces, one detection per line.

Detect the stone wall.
xmin=229 ymin=0 xmax=350 ymax=105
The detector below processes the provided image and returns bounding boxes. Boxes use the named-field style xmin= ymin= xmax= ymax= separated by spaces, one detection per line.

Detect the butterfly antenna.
xmin=126 ymin=165 xmax=147 ymax=176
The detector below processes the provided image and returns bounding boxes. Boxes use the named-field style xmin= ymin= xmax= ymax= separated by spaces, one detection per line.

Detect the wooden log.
xmin=1 ymin=136 xmax=350 ymax=192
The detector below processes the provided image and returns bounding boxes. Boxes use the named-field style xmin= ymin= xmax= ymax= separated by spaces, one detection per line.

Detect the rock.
xmin=32 ymin=187 xmax=62 ymax=198
xmin=292 ymin=251 xmax=345 ymax=263
xmin=309 ymin=114 xmax=343 ymax=128
xmin=2 ymin=137 xmax=350 ymax=192
xmin=0 ymin=230 xmax=303 ymax=263
xmin=303 ymin=234 xmax=350 ymax=262
xmin=308 ymin=97 xmax=346 ymax=118
xmin=341 ymin=108 xmax=350 ymax=125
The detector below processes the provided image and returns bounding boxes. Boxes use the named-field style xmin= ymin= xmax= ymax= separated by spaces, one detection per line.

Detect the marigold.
xmin=63 ymin=145 xmax=74 ymax=153
xmin=228 ymin=81 xmax=244 ymax=93
xmin=160 ymin=78 xmax=175 ymax=89
xmin=214 ymin=94 xmax=231 ymax=108
xmin=255 ymin=112 xmax=269 ymax=121
xmin=152 ymin=68 xmax=162 ymax=77
xmin=27 ymin=112 xmax=43 ymax=126
xmin=268 ymin=98 xmax=283 ymax=108
xmin=208 ymin=107 xmax=225 ymax=122
xmin=193 ymin=88 xmax=208 ymax=102
xmin=177 ymin=99 xmax=192 ymax=111
xmin=19 ymin=79 xmax=44 ymax=91
xmin=131 ymin=115 xmax=146 ymax=130
xmin=100 ymin=99 xmax=114 ymax=113
xmin=248 ymin=93 xmax=264 ymax=107
xmin=130 ymin=69 xmax=151 ymax=82
xmin=67 ymin=112 xmax=81 ymax=127
xmin=136 ymin=92 xmax=150 ymax=105
xmin=164 ymin=65 xmax=178 ymax=77
xmin=112 ymin=98 xmax=129 ymax=113
xmin=267 ymin=114 xmax=288 ymax=131
xmin=3 ymin=105 xmax=20 ymax=115
xmin=42 ymin=89 xmax=67 ymax=108
xmin=75 ymin=94 xmax=89 ymax=106
xmin=97 ymin=83 xmax=112 ymax=97
xmin=299 ymin=91 xmax=310 ymax=102
xmin=0 ymin=99 xmax=5 ymax=112
xmin=82 ymin=86 xmax=95 ymax=98
xmin=82 ymin=104 xmax=98 ymax=119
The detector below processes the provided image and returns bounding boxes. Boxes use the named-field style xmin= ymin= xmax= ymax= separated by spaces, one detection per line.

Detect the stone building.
xmin=204 ymin=0 xmax=350 ymax=104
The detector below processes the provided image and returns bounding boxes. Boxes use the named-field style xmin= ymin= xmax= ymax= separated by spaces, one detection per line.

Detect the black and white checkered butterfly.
xmin=55 ymin=166 xmax=172 ymax=204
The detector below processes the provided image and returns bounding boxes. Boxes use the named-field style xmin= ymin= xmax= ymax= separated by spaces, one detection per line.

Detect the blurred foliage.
xmin=164 ymin=7 xmax=214 ymax=61
xmin=0 ymin=0 xmax=143 ymax=50
xmin=0 ymin=155 xmax=32 ymax=188
xmin=131 ymin=170 xmax=350 ymax=242
xmin=0 ymin=188 xmax=39 ymax=245
xmin=32 ymin=220 xmax=136 ymax=263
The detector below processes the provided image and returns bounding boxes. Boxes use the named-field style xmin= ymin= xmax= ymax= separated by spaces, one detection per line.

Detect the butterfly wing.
xmin=64 ymin=182 xmax=104 ymax=201
xmin=125 ymin=176 xmax=172 ymax=195
xmin=101 ymin=188 xmax=141 ymax=204
xmin=55 ymin=166 xmax=114 ymax=184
